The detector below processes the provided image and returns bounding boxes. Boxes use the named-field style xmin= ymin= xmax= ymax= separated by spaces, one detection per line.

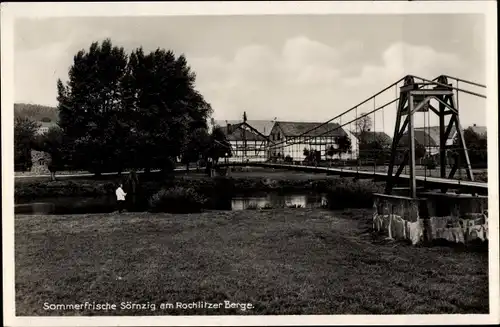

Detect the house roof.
xmin=38 ymin=121 xmax=57 ymax=129
xmin=353 ymin=131 xmax=392 ymax=145
xmin=215 ymin=120 xmax=275 ymax=136
xmin=275 ymin=121 xmax=347 ymax=137
xmin=219 ymin=122 xmax=268 ymax=141
xmin=414 ymin=125 xmax=456 ymax=145
xmin=400 ymin=130 xmax=437 ymax=147
xmin=468 ymin=125 xmax=487 ymax=136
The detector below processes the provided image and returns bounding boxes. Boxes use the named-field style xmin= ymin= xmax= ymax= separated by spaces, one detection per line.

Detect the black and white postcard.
xmin=2 ymin=1 xmax=498 ymax=326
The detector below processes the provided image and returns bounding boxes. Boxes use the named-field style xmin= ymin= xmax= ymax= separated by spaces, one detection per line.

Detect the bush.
xmin=325 ymin=179 xmax=383 ymax=209
xmin=14 ymin=179 xmax=116 ymax=201
xmin=424 ymin=157 xmax=437 ymax=170
xmin=148 ymin=186 xmax=207 ymax=213
xmin=475 ymin=172 xmax=487 ymax=182
xmin=246 ymin=202 xmax=260 ymax=210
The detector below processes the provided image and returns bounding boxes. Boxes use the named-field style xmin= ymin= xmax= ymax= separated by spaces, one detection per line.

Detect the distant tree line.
xmin=14 ymin=39 xmax=231 ymax=177
xmin=14 ymin=103 xmax=59 ymax=122
xmin=449 ymin=127 xmax=487 ymax=169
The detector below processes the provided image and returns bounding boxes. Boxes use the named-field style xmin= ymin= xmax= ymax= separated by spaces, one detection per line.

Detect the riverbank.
xmin=15 ymin=208 xmax=488 ymax=315
xmin=15 ymin=170 xmax=383 ymax=210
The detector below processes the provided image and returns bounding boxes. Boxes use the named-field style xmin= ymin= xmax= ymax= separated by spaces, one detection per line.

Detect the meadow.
xmin=15 ymin=208 xmax=488 ymax=315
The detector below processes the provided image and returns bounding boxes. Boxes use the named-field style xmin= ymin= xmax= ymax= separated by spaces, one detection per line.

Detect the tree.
xmin=415 ymin=143 xmax=426 ymax=161
xmin=303 ymin=147 xmax=319 ymax=165
xmin=336 ymin=134 xmax=352 ymax=158
xmin=325 ymin=146 xmax=335 ymax=163
xmin=57 ymin=39 xmax=129 ymax=175
xmin=14 ymin=103 xmax=58 ymax=122
xmin=451 ymin=127 xmax=487 ymax=168
xmin=14 ymin=117 xmax=39 ymax=171
xmin=325 ymin=135 xmax=352 ymax=166
xmin=360 ymin=134 xmax=391 ymax=164
xmin=181 ymin=127 xmax=211 ymax=171
xmin=32 ymin=126 xmax=66 ymax=181
xmin=123 ymin=47 xmax=212 ymax=174
xmin=207 ymin=126 xmax=232 ymax=164
xmin=57 ymin=39 xmax=212 ymax=176
xmin=355 ymin=113 xmax=372 ymax=137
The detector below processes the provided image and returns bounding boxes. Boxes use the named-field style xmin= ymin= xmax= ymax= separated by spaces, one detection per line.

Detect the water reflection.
xmin=15 ymin=193 xmax=328 ymax=215
xmin=231 ymin=193 xmax=327 ymax=211
xmin=15 ymin=196 xmax=117 ymax=215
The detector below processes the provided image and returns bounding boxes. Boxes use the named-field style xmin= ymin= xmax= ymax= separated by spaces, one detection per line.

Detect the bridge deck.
xmin=216 ymin=162 xmax=488 ymax=193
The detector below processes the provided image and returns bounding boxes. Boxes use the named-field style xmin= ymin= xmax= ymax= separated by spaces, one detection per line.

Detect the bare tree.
xmin=355 ymin=113 xmax=372 ymax=135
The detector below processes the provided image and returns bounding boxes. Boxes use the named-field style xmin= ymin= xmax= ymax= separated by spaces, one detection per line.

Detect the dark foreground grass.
xmin=15 ymin=209 xmax=488 ymax=315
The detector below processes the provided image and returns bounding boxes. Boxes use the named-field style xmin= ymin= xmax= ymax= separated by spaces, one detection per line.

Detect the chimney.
xmin=473 ymin=124 xmax=477 ymax=127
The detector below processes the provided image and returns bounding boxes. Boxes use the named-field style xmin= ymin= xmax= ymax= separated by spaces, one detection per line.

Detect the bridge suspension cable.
xmin=272 ymin=97 xmax=399 ymax=149
xmin=266 ymin=74 xmax=456 ymax=152
xmin=267 ymin=76 xmax=407 ymax=150
xmin=266 ymin=74 xmax=486 ymax=153
xmin=236 ymin=74 xmax=486 ymax=175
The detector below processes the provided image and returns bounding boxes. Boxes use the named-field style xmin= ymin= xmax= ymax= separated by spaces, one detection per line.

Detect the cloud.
xmin=15 ymin=33 xmax=480 ymax=127
xmin=188 ymin=37 xmax=466 ymax=122
xmin=343 ymin=42 xmax=463 ymax=88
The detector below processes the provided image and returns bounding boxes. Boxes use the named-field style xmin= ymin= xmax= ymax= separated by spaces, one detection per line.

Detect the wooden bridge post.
xmin=408 ymin=93 xmax=417 ymax=198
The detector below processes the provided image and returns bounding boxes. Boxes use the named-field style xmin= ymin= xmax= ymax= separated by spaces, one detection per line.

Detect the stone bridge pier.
xmin=372 ymin=192 xmax=488 ymax=245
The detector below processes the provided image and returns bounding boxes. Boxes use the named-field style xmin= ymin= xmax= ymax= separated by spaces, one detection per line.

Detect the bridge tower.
xmin=385 ymin=75 xmax=474 ymax=198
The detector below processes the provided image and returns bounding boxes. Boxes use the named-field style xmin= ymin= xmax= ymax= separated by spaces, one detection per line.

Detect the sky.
xmin=14 ymin=14 xmax=487 ymax=133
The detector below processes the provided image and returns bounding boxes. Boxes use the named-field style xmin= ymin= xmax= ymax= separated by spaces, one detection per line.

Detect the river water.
xmin=15 ymin=193 xmax=328 ymax=215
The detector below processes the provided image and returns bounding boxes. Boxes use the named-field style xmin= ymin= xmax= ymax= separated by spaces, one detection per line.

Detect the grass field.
xmin=15 ymin=208 xmax=488 ymax=315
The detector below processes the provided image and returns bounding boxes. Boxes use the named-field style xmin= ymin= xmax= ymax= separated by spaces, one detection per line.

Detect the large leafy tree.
xmin=56 ymin=39 xmax=212 ymax=175
xmin=123 ymin=48 xmax=212 ymax=173
xmin=57 ymin=39 xmax=129 ymax=175
xmin=14 ymin=117 xmax=39 ymax=171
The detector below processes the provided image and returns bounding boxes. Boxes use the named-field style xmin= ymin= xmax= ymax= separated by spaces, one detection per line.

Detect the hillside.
xmin=14 ymin=103 xmax=59 ymax=122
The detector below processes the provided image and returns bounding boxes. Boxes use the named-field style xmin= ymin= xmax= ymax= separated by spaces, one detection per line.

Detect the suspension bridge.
xmin=215 ymin=74 xmax=488 ymax=196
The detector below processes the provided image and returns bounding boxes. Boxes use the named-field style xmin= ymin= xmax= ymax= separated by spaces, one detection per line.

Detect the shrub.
xmin=475 ymin=172 xmax=488 ymax=182
xmin=14 ymin=179 xmax=116 ymax=200
xmin=325 ymin=179 xmax=383 ymax=209
xmin=262 ymin=203 xmax=274 ymax=210
xmin=148 ymin=186 xmax=207 ymax=213
xmin=246 ymin=202 xmax=260 ymax=210
xmin=424 ymin=157 xmax=437 ymax=170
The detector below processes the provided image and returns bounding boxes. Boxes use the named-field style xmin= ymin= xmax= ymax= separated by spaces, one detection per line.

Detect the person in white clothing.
xmin=115 ymin=183 xmax=127 ymax=213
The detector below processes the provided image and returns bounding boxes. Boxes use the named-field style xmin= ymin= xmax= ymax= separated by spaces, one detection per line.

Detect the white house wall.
xmin=267 ymin=123 xmax=360 ymax=162
xmin=345 ymin=129 xmax=359 ymax=160
xmin=228 ymin=139 xmax=268 ymax=162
